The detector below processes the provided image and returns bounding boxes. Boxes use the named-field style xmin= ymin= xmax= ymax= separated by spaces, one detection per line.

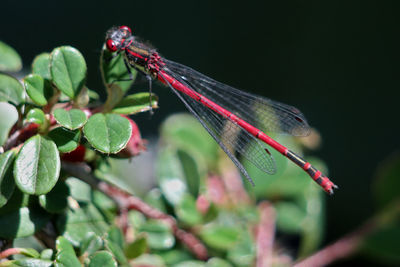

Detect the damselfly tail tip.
xmin=319 ymin=176 xmax=338 ymax=195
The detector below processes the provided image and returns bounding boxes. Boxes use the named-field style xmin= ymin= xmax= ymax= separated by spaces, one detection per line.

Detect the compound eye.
xmin=119 ymin=25 xmax=132 ymax=34
xmin=106 ymin=39 xmax=118 ymax=52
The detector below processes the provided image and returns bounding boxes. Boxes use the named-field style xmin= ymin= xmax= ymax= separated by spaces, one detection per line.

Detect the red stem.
xmin=0 ymin=248 xmax=22 ymax=259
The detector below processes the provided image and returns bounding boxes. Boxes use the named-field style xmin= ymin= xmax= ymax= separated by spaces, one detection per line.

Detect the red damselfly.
xmin=105 ymin=25 xmax=338 ymax=195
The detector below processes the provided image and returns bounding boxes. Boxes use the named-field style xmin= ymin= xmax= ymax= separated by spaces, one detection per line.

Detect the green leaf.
xmin=0 ymin=102 xmax=18 ymax=146
xmin=65 ymin=177 xmax=91 ymax=202
xmin=177 ymin=149 xmax=201 ymax=197
xmin=0 ymin=150 xmax=16 ymax=207
xmin=18 ymin=248 xmax=41 ymax=258
xmin=175 ymin=194 xmax=202 ymax=226
xmin=32 ymin=53 xmax=51 ymax=80
xmin=297 ymin=185 xmax=325 ymax=257
xmin=0 ymin=207 xmax=51 ymax=238
xmin=74 ymin=86 xmax=90 ymax=108
xmin=125 ymin=236 xmax=147 ymax=259
xmin=88 ymin=89 xmax=99 ymax=100
xmin=0 ymin=187 xmax=29 ymax=216
xmin=80 ymin=232 xmax=104 ymax=256
xmin=227 ymin=229 xmax=255 ymax=266
xmin=55 ymin=236 xmax=81 ymax=267
xmin=101 ymin=48 xmax=136 ymax=92
xmin=94 ymin=158 xmax=136 ymax=195
xmin=26 ymin=108 xmax=46 ymax=125
xmin=199 ymin=225 xmax=240 ymax=251
xmin=92 ymin=190 xmax=117 ymax=221
xmin=83 ymin=113 xmax=131 ymax=154
xmin=4 ymin=258 xmax=53 ymax=267
xmin=361 ymin=225 xmax=400 ymax=264
xmin=207 ymin=258 xmax=233 ymax=267
xmin=130 ymin=254 xmax=165 ymax=267
xmin=128 ymin=210 xmax=146 ymax=229
xmin=0 ymin=41 xmax=22 ymax=72
xmin=56 ymin=202 xmax=109 ymax=247
xmin=107 ymin=226 xmax=124 ymax=249
xmin=24 ymin=74 xmax=53 ymax=106
xmin=105 ymin=227 xmax=127 ymax=265
xmin=39 ymin=181 xmax=69 ymax=213
xmin=48 ymin=127 xmax=81 ymax=153
xmin=156 ymin=148 xmax=189 ymax=205
xmin=14 ymin=135 xmax=60 ymax=195
xmin=157 ymin=250 xmax=192 ymax=266
xmin=53 ymin=108 xmax=87 ymax=130
xmin=174 ymin=261 xmax=206 ymax=267
xmin=144 ymin=189 xmax=167 ymax=213
xmin=0 ymin=73 xmax=25 ymax=105
xmin=112 ymin=93 xmax=158 ymax=115
xmin=89 ymin=251 xmax=117 ymax=267
xmin=139 ymin=221 xmax=175 ymax=250
xmin=373 ymin=154 xmax=400 ymax=209
xmin=50 ymin=46 xmax=87 ymax=99
xmin=13 ymin=236 xmax=45 ymax=256
xmin=40 ymin=249 xmax=54 ymax=260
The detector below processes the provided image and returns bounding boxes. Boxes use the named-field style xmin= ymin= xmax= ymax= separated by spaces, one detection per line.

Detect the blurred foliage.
xmin=0 ymin=37 xmax=398 ymax=267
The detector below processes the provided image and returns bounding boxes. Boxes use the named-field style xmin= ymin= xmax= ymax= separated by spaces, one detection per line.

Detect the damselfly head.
xmin=105 ymin=25 xmax=133 ymax=52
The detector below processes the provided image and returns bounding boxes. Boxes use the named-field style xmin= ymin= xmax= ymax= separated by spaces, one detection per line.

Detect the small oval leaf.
xmin=50 ymin=46 xmax=87 ymax=99
xmin=39 ymin=181 xmax=69 ymax=213
xmin=53 ymin=108 xmax=87 ymax=130
xmin=0 ymin=207 xmax=51 ymax=238
xmin=48 ymin=127 xmax=81 ymax=153
xmin=0 ymin=73 xmax=25 ymax=105
xmin=0 ymin=102 xmax=18 ymax=146
xmin=199 ymin=225 xmax=240 ymax=251
xmin=83 ymin=113 xmax=131 ymax=154
xmin=125 ymin=236 xmax=147 ymax=259
xmin=101 ymin=48 xmax=136 ymax=92
xmin=0 ymin=150 xmax=16 ymax=207
xmin=0 ymin=41 xmax=22 ymax=72
xmin=14 ymin=135 xmax=60 ymax=195
xmin=80 ymin=233 xmax=104 ymax=256
xmin=6 ymin=258 xmax=53 ymax=267
xmin=112 ymin=93 xmax=158 ymax=115
xmin=32 ymin=53 xmax=51 ymax=80
xmin=56 ymin=202 xmax=109 ymax=247
xmin=26 ymin=108 xmax=46 ymax=125
xmin=24 ymin=74 xmax=53 ymax=106
xmin=55 ymin=236 xmax=81 ymax=267
xmin=89 ymin=251 xmax=118 ymax=267
xmin=175 ymin=194 xmax=202 ymax=226
xmin=138 ymin=221 xmax=175 ymax=250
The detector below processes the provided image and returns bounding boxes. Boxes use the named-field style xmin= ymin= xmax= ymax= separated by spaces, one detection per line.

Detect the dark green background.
xmin=1 ymin=0 xmax=399 ymax=265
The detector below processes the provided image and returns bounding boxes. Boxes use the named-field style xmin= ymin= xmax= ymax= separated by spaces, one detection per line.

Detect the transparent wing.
xmin=163 ymin=59 xmax=310 ymax=136
xmin=158 ymin=70 xmax=276 ymax=182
